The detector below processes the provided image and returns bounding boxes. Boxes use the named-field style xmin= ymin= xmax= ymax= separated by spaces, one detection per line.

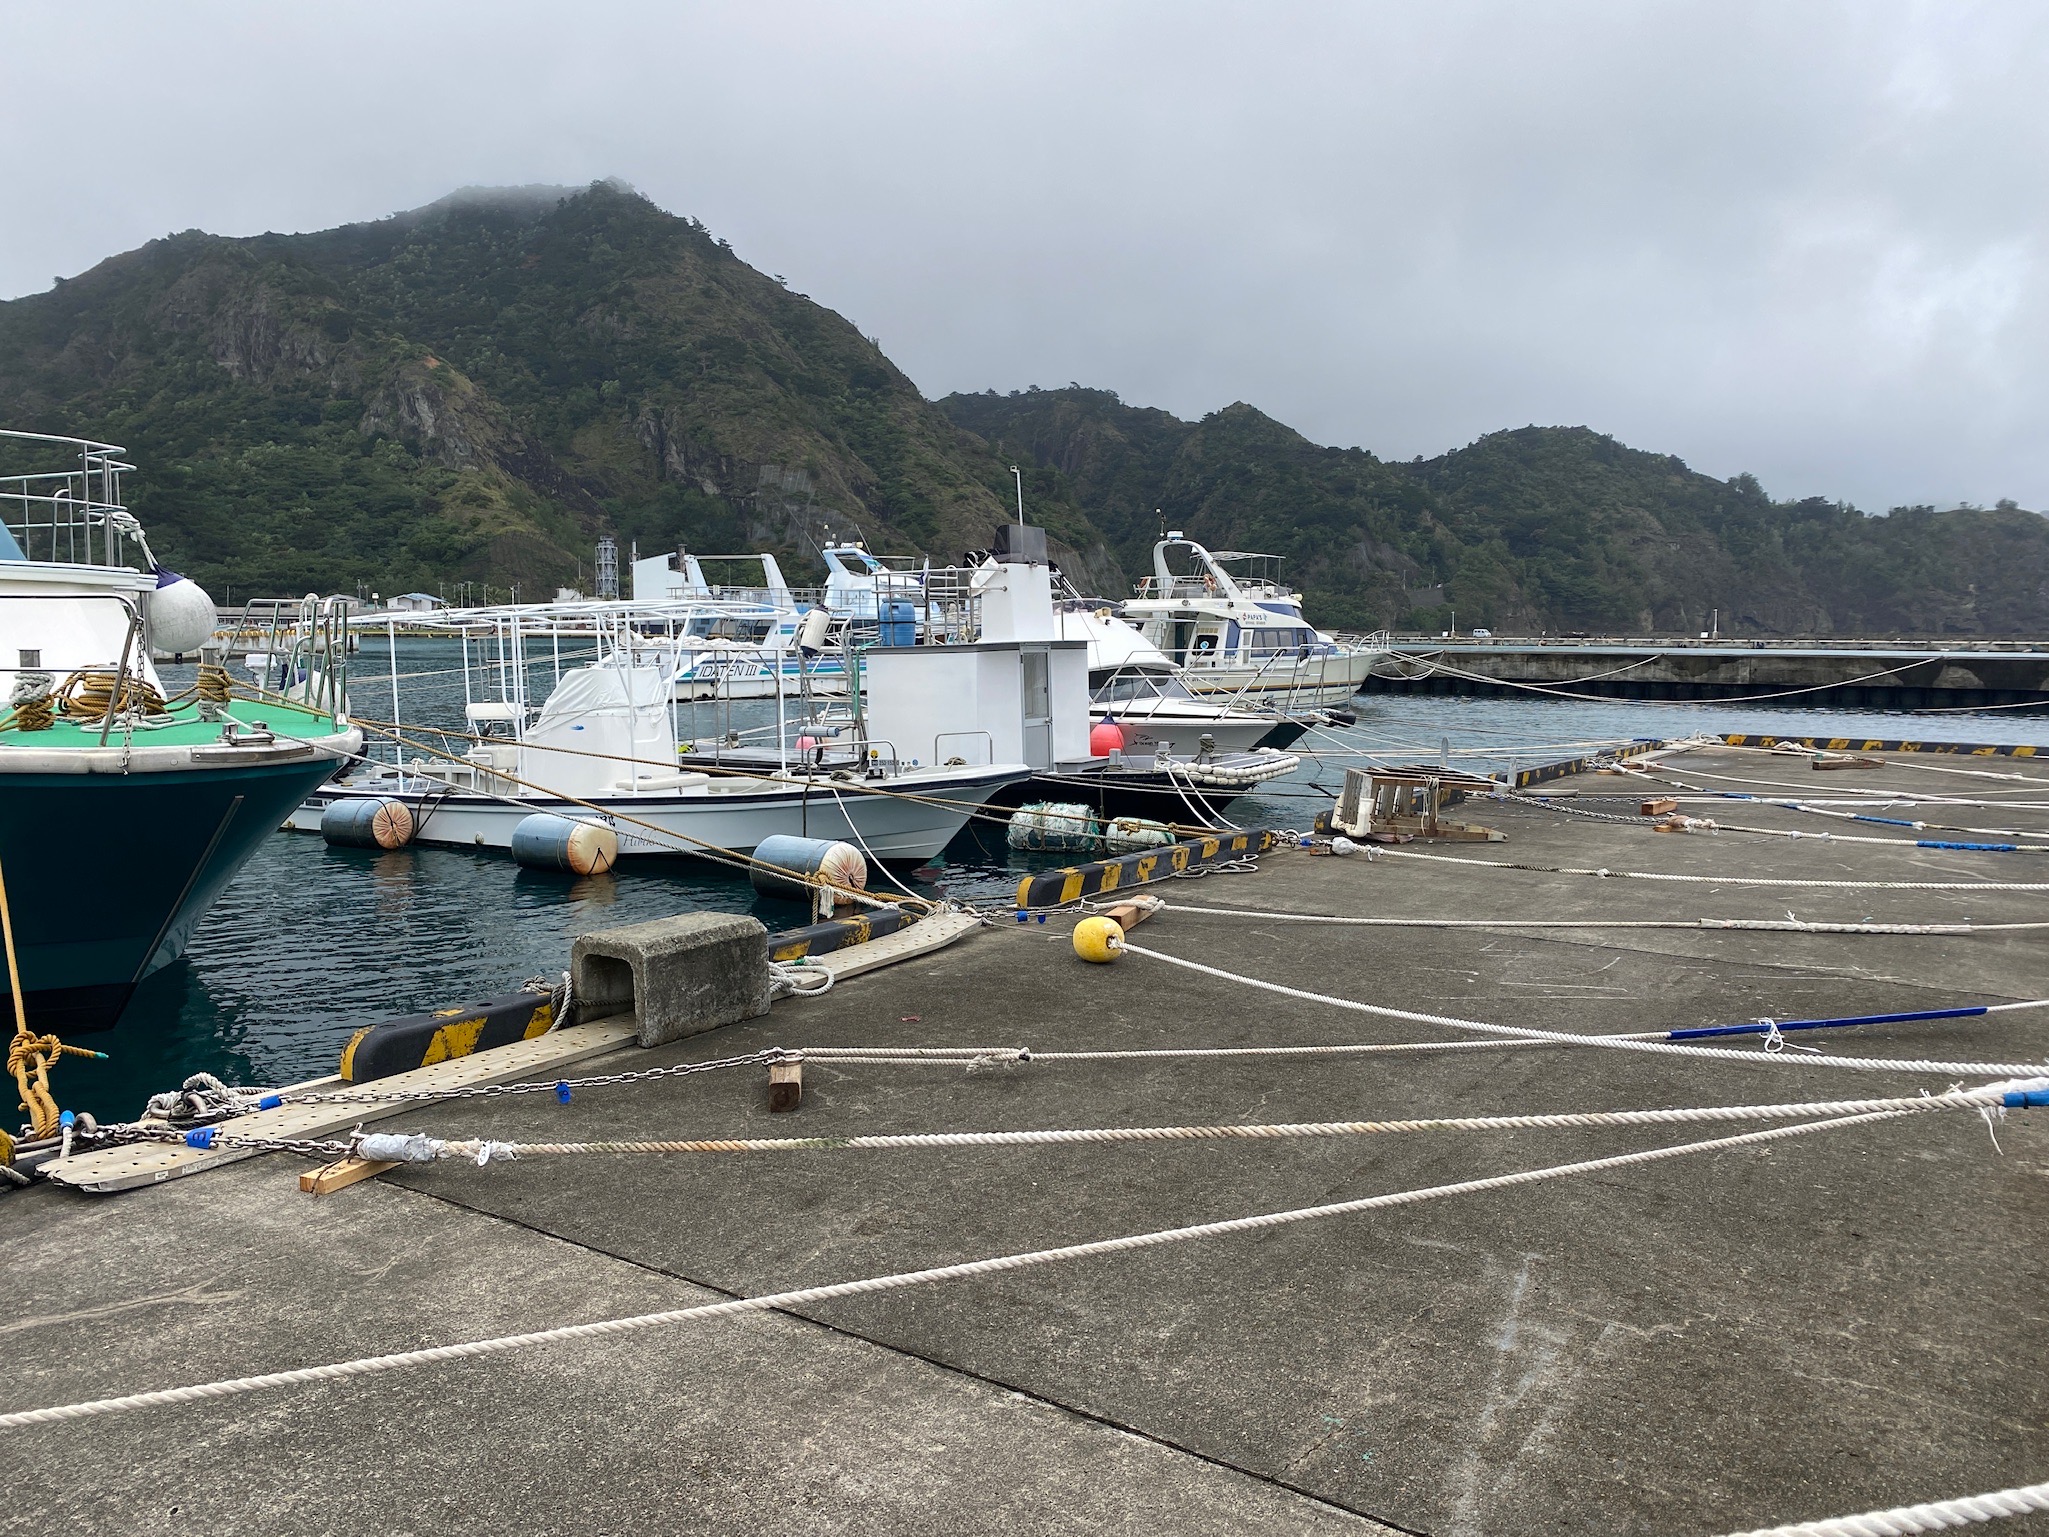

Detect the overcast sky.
xmin=4 ymin=2 xmax=2043 ymax=512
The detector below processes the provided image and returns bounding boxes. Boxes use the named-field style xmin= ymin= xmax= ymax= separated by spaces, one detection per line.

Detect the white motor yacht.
xmin=1052 ymin=603 xmax=1295 ymax=755
xmin=1118 ymin=534 xmax=1384 ymax=709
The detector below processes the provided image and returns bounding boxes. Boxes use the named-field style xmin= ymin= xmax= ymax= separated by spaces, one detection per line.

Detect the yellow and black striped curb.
xmin=1015 ymin=831 xmax=1279 ymax=909
xmin=769 ymin=906 xmax=919 ymax=961
xmin=340 ymin=992 xmax=556 ymax=1083
xmin=1513 ymin=739 xmax=1670 ymax=789
xmin=1721 ymin=733 xmax=2042 ymax=758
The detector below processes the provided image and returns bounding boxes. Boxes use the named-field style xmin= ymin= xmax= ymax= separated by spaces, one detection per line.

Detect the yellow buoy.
xmin=1072 ymin=915 xmax=1125 ymax=963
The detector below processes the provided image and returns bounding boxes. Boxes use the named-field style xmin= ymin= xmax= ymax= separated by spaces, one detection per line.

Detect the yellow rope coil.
xmin=7 ymin=1032 xmax=96 ymax=1141
xmin=59 ymin=668 xmax=169 ymax=720
xmin=194 ymin=662 xmax=233 ymax=705
xmin=3 ymin=693 xmax=54 ymax=733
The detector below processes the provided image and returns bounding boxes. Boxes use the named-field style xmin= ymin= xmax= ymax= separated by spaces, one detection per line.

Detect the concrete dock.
xmin=7 ymin=743 xmax=2049 ymax=1535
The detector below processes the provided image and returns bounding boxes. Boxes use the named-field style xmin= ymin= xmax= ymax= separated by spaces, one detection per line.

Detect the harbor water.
xmin=65 ymin=640 xmax=2049 ymax=1121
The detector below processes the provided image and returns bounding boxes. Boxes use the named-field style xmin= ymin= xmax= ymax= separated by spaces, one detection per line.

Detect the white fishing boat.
xmin=285 ymin=600 xmax=1027 ymax=864
xmin=1118 ymin=534 xmax=1385 ymax=709
xmin=691 ymin=530 xmax=1304 ymax=823
xmin=629 ymin=548 xmax=851 ymax=699
xmin=1051 ymin=601 xmax=1295 ymax=755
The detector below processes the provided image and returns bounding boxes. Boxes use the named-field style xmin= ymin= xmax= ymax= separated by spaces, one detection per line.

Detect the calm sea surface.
xmin=64 ymin=640 xmax=2049 ymax=1121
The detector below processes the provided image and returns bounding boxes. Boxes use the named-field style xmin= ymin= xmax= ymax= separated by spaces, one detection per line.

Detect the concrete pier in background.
xmin=1372 ymin=636 xmax=2049 ymax=706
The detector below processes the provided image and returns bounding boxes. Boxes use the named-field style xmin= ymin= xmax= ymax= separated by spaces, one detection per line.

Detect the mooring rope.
xmin=1112 ymin=940 xmax=2049 ymax=1078
xmin=1145 ymin=902 xmax=2034 ymax=935
xmin=1716 ymin=1478 xmax=2049 ymax=1537
xmin=0 ymin=1111 xmax=1900 ymax=1430
xmin=263 ymin=1081 xmax=2042 ymax=1165
xmin=1375 ymin=847 xmax=2049 ymax=890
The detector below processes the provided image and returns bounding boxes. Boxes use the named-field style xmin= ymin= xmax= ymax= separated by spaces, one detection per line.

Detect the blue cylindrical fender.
xmin=750 ymin=834 xmax=868 ymax=902
xmin=321 ymin=797 xmax=416 ymax=850
xmin=511 ymin=813 xmax=619 ymax=875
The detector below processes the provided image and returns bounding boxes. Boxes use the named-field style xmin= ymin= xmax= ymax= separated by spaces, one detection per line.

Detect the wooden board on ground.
xmin=42 ymin=1019 xmax=640 ymax=1194
xmin=299 ymin=1155 xmax=400 ymax=1195
xmin=807 ymin=912 xmax=984 ymax=984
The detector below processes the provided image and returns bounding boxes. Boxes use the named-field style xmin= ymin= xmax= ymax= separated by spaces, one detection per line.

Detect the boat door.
xmin=1020 ymin=646 xmax=1052 ymax=767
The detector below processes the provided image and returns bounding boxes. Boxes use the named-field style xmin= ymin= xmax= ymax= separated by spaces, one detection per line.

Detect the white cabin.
xmin=859 ymin=556 xmax=1087 ymax=771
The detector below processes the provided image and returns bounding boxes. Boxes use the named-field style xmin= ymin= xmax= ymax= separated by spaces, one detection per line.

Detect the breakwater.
xmin=1371 ymin=637 xmax=2049 ymax=707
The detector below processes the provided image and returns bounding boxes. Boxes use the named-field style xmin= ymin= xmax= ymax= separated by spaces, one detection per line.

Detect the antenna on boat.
xmin=1012 ymin=465 xmax=1025 ymax=526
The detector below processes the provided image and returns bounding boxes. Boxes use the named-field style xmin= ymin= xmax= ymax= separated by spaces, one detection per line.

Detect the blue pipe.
xmin=1917 ymin=840 xmax=2017 ymax=852
xmin=1666 ymin=1005 xmax=1990 ymax=1041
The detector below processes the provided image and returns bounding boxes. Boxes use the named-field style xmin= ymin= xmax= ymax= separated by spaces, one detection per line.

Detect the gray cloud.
xmin=2 ymin=0 xmax=2042 ymax=511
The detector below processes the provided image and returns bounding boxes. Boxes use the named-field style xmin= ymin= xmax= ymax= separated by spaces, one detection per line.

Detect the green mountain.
xmin=941 ymin=387 xmax=2049 ymax=637
xmin=4 ymin=180 xmax=2039 ymax=636
xmin=0 ymin=182 xmax=1120 ymax=601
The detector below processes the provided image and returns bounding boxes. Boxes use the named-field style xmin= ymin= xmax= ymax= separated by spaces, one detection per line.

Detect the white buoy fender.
xmin=511 ymin=813 xmax=619 ymax=875
xmin=795 ymin=607 xmax=832 ymax=654
xmin=148 ymin=568 xmax=218 ymax=656
xmin=750 ymin=834 xmax=868 ymax=902
xmin=321 ymin=797 xmax=417 ymax=850
xmin=1102 ymin=815 xmax=1175 ymax=854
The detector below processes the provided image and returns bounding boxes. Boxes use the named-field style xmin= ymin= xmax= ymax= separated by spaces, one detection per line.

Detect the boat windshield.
xmin=1090 ymin=667 xmax=1193 ymax=703
xmin=684 ymin=613 xmax=779 ymax=644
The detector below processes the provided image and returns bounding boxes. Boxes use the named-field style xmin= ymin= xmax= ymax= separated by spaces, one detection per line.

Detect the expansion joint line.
xmin=0 ymin=1112 xmax=1900 ymax=1430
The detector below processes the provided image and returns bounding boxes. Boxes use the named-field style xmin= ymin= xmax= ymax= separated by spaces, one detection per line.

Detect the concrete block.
xmin=572 ymin=912 xmax=771 ymax=1048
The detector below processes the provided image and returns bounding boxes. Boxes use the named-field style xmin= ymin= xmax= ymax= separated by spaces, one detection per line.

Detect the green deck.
xmin=0 ymin=695 xmax=339 ymax=750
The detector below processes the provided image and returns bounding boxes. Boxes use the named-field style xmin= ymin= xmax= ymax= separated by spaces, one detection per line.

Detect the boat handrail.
xmin=0 ymin=429 xmax=147 ymax=571
xmin=246 ymin=595 xmax=350 ymax=719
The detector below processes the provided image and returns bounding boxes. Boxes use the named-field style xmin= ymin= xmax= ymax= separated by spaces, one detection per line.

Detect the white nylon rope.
xmin=0 ymin=1112 xmax=1898 ymax=1431
xmin=1145 ymin=902 xmax=2040 ymax=936
xmin=1113 ymin=940 xmax=2049 ymax=1078
xmin=799 ymin=1001 xmax=2049 ymax=1066
xmin=1716 ymin=741 xmax=2049 ymax=788
xmin=1717 ymin=1479 xmax=2049 ymax=1536
xmin=383 ymin=1083 xmax=2041 ymax=1160
xmin=1611 ymin=764 xmax=2049 ymax=847
xmin=1376 ymin=847 xmax=2049 ymax=890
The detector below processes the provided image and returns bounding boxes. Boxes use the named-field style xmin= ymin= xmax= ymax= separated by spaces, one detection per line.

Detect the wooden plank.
xmin=768 ymin=1061 xmax=803 ymax=1114
xmin=299 ymin=1156 xmax=400 ymax=1195
xmin=44 ymin=1019 xmax=641 ymax=1194
xmin=809 ymin=911 xmax=984 ymax=984
xmin=1099 ymin=900 xmax=1157 ymax=932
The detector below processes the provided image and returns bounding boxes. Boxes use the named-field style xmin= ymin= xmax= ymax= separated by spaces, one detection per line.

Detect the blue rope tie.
xmin=1666 ymin=1005 xmax=1990 ymax=1041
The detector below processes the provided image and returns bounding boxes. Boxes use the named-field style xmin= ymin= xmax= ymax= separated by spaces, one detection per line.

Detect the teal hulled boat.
xmin=0 ymin=431 xmax=360 ymax=1031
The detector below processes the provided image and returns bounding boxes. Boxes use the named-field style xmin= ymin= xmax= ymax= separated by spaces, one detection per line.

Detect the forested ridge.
xmin=1 ymin=180 xmax=2040 ymax=635
xmin=940 ymin=388 xmax=2049 ymax=637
